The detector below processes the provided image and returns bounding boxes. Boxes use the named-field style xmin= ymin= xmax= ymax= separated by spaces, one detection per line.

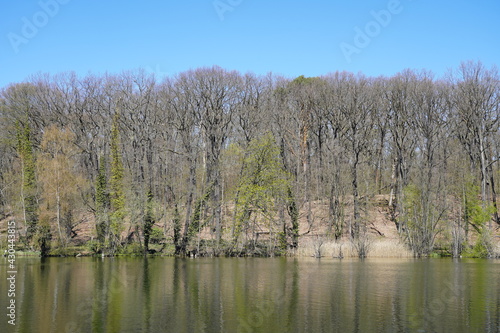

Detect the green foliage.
xmin=95 ymin=156 xmax=109 ymax=212
xmin=428 ymin=252 xmax=442 ymax=258
xmin=277 ymin=231 xmax=287 ymax=253
xmin=119 ymin=242 xmax=143 ymax=255
xmin=462 ymin=228 xmax=494 ymax=258
xmin=291 ymin=75 xmax=324 ymax=86
xmin=149 ymin=227 xmax=165 ymax=245
xmin=86 ymin=239 xmax=102 ymax=254
xmin=95 ymin=156 xmax=109 ymax=244
xmin=109 ymin=112 xmax=125 ymax=252
xmin=463 ymin=181 xmax=494 ymax=232
xmin=233 ymin=133 xmax=291 ymax=245
xmin=238 ymin=133 xmax=290 ymax=209
xmin=462 ymin=242 xmax=489 ymax=258
xmin=173 ymin=204 xmax=182 ymax=251
xmin=16 ymin=122 xmax=36 ymax=188
xmin=48 ymin=246 xmax=86 ymax=257
xmin=15 ymin=121 xmax=38 ymax=242
xmin=188 ymin=190 xmax=210 ymax=239
xmin=402 ymin=184 xmax=422 ymax=228
xmin=401 ymin=184 xmax=440 ymax=257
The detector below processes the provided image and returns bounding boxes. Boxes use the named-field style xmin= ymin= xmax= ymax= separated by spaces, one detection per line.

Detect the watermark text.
xmin=7 ymin=0 xmax=71 ymax=54
xmin=339 ymin=0 xmax=403 ymax=63
xmin=213 ymin=0 xmax=244 ymax=21
xmin=6 ymin=220 xmax=17 ymax=326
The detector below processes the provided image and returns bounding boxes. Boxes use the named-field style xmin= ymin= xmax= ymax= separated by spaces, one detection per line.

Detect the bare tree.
xmin=385 ymin=71 xmax=419 ymax=232
xmin=186 ymin=66 xmax=243 ymax=247
xmin=451 ymin=61 xmax=500 ymax=228
xmin=339 ymin=73 xmax=376 ymax=239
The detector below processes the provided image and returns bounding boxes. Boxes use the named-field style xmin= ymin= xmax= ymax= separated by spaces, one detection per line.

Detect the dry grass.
xmin=296 ymin=237 xmax=413 ymax=258
xmin=368 ymin=238 xmax=414 ymax=258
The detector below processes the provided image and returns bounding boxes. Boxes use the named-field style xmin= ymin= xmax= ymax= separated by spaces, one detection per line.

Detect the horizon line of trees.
xmin=0 ymin=60 xmax=499 ymax=257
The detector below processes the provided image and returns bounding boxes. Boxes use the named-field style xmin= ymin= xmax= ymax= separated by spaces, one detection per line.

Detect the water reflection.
xmin=1 ymin=257 xmax=499 ymax=332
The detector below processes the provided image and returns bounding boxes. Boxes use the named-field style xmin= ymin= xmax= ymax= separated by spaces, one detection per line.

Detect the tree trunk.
xmin=351 ymin=154 xmax=360 ymax=239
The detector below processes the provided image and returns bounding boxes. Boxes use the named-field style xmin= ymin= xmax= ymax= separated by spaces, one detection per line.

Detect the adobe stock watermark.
xmin=64 ymin=261 xmax=129 ymax=333
xmin=339 ymin=0 xmax=405 ymax=63
xmin=6 ymin=220 xmax=17 ymax=326
xmin=7 ymin=0 xmax=71 ymax=54
xmin=213 ymin=0 xmax=244 ymax=21
xmin=236 ymin=280 xmax=292 ymax=333
xmin=237 ymin=289 xmax=284 ymax=333
xmin=407 ymin=280 xmax=466 ymax=330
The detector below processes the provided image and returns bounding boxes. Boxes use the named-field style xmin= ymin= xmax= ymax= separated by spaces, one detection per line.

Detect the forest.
xmin=0 ymin=60 xmax=499 ymax=258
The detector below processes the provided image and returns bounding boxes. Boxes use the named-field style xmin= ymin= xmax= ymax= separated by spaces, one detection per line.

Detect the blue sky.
xmin=0 ymin=0 xmax=499 ymax=87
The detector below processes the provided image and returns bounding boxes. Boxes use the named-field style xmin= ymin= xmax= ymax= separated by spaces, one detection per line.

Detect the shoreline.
xmin=4 ymin=237 xmax=499 ymax=259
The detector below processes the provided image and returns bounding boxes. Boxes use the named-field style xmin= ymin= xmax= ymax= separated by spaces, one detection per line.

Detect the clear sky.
xmin=1 ymin=0 xmax=499 ymax=87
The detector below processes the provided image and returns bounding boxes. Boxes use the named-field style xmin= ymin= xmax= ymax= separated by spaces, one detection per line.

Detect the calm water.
xmin=1 ymin=257 xmax=499 ymax=333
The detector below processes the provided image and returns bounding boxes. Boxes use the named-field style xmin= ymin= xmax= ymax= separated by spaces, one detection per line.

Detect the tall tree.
xmin=386 ymin=71 xmax=419 ymax=232
xmin=323 ymin=72 xmax=349 ymax=239
xmin=161 ymin=75 xmax=201 ymax=254
xmin=339 ymin=73 xmax=375 ymax=239
xmin=232 ymin=133 xmax=291 ymax=252
xmin=109 ymin=111 xmax=126 ymax=253
xmin=452 ymin=61 xmax=500 ymax=228
xmin=38 ymin=125 xmax=86 ymax=245
xmin=403 ymin=73 xmax=447 ymax=256
xmin=189 ymin=66 xmax=243 ymax=247
xmin=95 ymin=155 xmax=109 ymax=247
xmin=16 ymin=121 xmax=38 ymax=244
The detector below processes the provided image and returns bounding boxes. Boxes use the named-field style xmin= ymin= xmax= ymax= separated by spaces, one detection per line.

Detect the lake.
xmin=1 ymin=257 xmax=499 ymax=332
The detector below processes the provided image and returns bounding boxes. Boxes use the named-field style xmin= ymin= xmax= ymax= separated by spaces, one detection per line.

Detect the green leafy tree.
xmin=402 ymin=184 xmax=443 ymax=257
xmin=462 ymin=181 xmax=495 ymax=257
xmin=463 ymin=182 xmax=494 ymax=233
xmin=233 ymin=133 xmax=291 ymax=251
xmin=109 ymin=112 xmax=126 ymax=253
xmin=15 ymin=121 xmax=38 ymax=245
xmin=95 ymin=155 xmax=109 ymax=247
